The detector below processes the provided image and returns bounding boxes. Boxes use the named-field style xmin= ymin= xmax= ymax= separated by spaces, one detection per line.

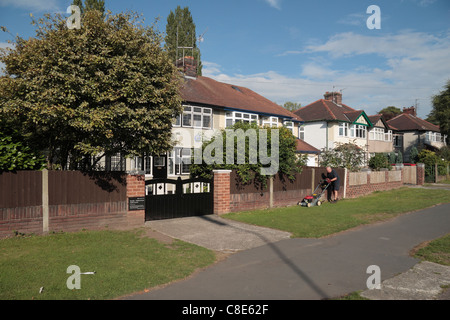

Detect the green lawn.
xmin=0 ymin=229 xmax=215 ymax=300
xmin=413 ymin=234 xmax=450 ymax=266
xmin=223 ymin=187 xmax=450 ymax=238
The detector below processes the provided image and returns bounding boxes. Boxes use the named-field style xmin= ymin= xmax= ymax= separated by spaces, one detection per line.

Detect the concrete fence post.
xmin=42 ymin=169 xmax=49 ymax=233
xmin=269 ymin=176 xmax=274 ymax=208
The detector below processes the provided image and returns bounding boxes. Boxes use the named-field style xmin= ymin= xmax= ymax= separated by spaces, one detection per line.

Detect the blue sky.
xmin=1 ymin=0 xmax=449 ymax=118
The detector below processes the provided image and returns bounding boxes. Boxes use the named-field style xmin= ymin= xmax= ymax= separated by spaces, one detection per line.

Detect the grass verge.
xmin=223 ymin=187 xmax=450 ymax=238
xmin=0 ymin=229 xmax=215 ymax=300
xmin=412 ymin=233 xmax=450 ymax=266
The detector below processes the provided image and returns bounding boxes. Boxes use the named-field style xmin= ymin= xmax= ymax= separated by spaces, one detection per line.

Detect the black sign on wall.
xmin=128 ymin=197 xmax=145 ymax=211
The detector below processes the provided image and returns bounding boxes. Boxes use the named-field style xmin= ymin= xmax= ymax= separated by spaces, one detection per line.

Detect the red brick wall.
xmin=416 ymin=164 xmax=425 ymax=185
xmin=213 ymin=170 xmax=232 ymax=215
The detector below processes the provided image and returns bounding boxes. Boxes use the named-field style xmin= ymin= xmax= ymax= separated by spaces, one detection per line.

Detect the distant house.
xmin=387 ymin=107 xmax=447 ymax=162
xmin=293 ymin=92 xmax=373 ymax=162
xmin=296 ymin=139 xmax=320 ymax=167
xmin=367 ymin=114 xmax=394 ymax=156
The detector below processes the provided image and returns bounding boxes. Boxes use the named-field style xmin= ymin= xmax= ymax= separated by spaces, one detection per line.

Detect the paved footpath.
xmin=124 ymin=203 xmax=450 ymax=300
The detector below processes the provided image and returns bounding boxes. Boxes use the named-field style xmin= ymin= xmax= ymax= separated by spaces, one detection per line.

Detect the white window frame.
xmin=339 ymin=123 xmax=349 ymax=137
xmin=350 ymin=124 xmax=366 ymax=139
xmin=168 ymin=148 xmax=192 ymax=176
xmin=299 ymin=125 xmax=305 ymax=140
xmin=225 ymin=111 xmax=258 ymax=127
xmin=132 ymin=156 xmax=152 ymax=175
xmin=283 ymin=120 xmax=294 ymax=134
xmin=180 ymin=105 xmax=212 ymax=129
xmin=262 ymin=116 xmax=278 ymax=128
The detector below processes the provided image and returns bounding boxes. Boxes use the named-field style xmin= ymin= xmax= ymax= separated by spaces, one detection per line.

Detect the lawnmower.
xmin=298 ymin=174 xmax=331 ymax=207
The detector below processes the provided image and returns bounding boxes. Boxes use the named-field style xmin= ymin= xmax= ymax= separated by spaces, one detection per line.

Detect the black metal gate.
xmin=145 ymin=177 xmax=213 ymax=221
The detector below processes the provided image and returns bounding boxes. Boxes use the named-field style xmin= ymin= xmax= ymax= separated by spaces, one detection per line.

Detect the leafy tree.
xmin=283 ymin=102 xmax=301 ymax=112
xmin=378 ymin=106 xmax=402 ymax=121
xmin=0 ymin=131 xmax=46 ymax=172
xmin=388 ymin=151 xmax=397 ymax=164
xmin=165 ymin=6 xmax=202 ymax=75
xmin=417 ymin=149 xmax=448 ymax=176
xmin=409 ymin=146 xmax=419 ymax=164
xmin=397 ymin=151 xmax=403 ymax=164
xmin=427 ymin=81 xmax=450 ymax=144
xmin=320 ymin=142 xmax=365 ymax=172
xmin=72 ymin=0 xmax=105 ymax=15
xmin=369 ymin=153 xmax=390 ymax=171
xmin=0 ymin=10 xmax=182 ymax=170
xmin=189 ymin=122 xmax=306 ymax=187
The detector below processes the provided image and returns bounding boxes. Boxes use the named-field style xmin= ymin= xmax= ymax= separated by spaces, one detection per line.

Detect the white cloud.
xmin=0 ymin=0 xmax=60 ymax=12
xmin=264 ymin=0 xmax=281 ymax=10
xmin=203 ymin=30 xmax=450 ymax=118
xmin=337 ymin=13 xmax=366 ymax=26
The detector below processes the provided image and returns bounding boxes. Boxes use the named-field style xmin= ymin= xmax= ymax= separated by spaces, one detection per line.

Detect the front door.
xmin=152 ymin=155 xmax=167 ymax=179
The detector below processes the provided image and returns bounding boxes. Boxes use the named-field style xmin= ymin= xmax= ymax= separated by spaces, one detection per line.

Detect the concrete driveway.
xmin=145 ymin=215 xmax=292 ymax=252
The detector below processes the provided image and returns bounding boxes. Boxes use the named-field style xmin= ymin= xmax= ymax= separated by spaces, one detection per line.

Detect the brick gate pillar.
xmin=213 ymin=170 xmax=232 ymax=215
xmin=126 ymin=174 xmax=146 ymax=226
xmin=416 ymin=163 xmax=425 ymax=185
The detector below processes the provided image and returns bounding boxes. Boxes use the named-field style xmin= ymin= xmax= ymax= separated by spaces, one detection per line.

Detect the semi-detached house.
xmin=293 ymin=91 xmax=394 ymax=163
xmin=120 ymin=57 xmax=319 ymax=181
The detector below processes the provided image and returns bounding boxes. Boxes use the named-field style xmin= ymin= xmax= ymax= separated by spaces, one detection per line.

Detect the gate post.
xmin=213 ymin=170 xmax=232 ymax=215
xmin=126 ymin=174 xmax=145 ymax=226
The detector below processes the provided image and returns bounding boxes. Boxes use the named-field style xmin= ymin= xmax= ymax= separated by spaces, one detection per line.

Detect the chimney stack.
xmin=324 ymin=91 xmax=343 ymax=106
xmin=176 ymin=56 xmax=197 ymax=78
xmin=403 ymin=106 xmax=417 ymax=117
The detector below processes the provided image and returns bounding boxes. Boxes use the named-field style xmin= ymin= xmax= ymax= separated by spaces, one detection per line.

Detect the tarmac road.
xmin=124 ymin=203 xmax=450 ymax=300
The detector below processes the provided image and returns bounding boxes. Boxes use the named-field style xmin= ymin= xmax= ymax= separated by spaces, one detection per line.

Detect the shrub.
xmin=369 ymin=153 xmax=390 ymax=171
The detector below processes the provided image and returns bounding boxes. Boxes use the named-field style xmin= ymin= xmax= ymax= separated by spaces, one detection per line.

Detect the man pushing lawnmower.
xmin=325 ymin=166 xmax=340 ymax=203
xmin=298 ymin=167 xmax=340 ymax=207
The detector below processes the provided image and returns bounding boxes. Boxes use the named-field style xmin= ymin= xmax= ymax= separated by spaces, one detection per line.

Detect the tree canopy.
xmin=427 ymin=81 xmax=450 ymax=144
xmin=0 ymin=10 xmax=182 ymax=170
xmin=165 ymin=6 xmax=202 ymax=76
xmin=72 ymin=0 xmax=105 ymax=15
xmin=283 ymin=102 xmax=301 ymax=112
xmin=378 ymin=106 xmax=402 ymax=121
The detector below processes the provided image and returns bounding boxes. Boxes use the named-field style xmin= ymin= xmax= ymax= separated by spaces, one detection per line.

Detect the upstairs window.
xmin=225 ymin=111 xmax=258 ymax=127
xmin=339 ymin=123 xmax=349 ymax=137
xmin=299 ymin=125 xmax=305 ymax=140
xmin=176 ymin=105 xmax=212 ymax=129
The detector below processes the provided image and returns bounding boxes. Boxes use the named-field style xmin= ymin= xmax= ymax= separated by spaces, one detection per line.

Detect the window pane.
xmin=174 ymin=115 xmax=181 ymax=126
xmin=226 ymin=119 xmax=233 ymax=128
xmin=203 ymin=115 xmax=211 ymax=128
xmin=194 ymin=107 xmax=202 ymax=113
xmin=193 ymin=114 xmax=202 ymax=127
xmin=183 ymin=113 xmax=192 ymax=127
xmin=243 ymin=114 xmax=250 ymax=119
xmin=235 ymin=113 xmax=242 ymax=118
xmin=203 ymin=108 xmax=212 ymax=114
xmin=184 ymin=106 xmax=191 ymax=112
